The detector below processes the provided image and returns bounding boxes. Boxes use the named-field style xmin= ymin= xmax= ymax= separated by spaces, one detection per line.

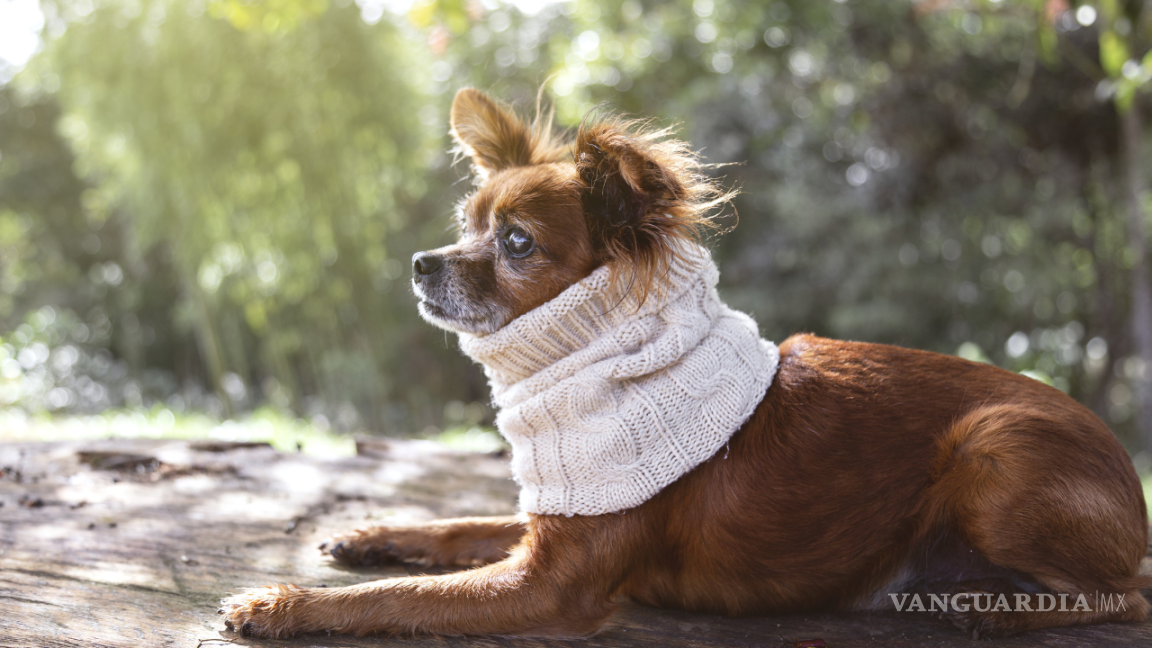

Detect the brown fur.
xmin=218 ymin=89 xmax=1150 ymax=639
xmin=573 ymin=115 xmax=734 ymax=305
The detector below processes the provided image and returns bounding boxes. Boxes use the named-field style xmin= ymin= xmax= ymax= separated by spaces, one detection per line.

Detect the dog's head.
xmin=411 ymin=88 xmax=731 ymax=335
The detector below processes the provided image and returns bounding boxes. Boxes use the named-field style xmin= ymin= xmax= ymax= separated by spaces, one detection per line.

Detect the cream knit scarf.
xmin=459 ymin=245 xmax=780 ymax=516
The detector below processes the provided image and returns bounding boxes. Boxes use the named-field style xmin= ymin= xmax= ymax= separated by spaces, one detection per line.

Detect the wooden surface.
xmin=2 ymin=438 xmax=1151 ymax=648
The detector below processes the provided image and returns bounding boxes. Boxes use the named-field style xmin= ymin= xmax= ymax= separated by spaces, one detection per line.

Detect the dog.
xmin=218 ymin=88 xmax=1150 ymax=639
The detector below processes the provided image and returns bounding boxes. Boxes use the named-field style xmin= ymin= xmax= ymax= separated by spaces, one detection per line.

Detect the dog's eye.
xmin=502 ymin=228 xmax=534 ymax=258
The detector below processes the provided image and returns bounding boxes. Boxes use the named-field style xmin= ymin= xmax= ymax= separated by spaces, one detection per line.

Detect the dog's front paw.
xmin=320 ymin=530 xmax=404 ymax=567
xmin=218 ymin=584 xmax=310 ymax=638
xmin=319 ymin=522 xmax=519 ymax=568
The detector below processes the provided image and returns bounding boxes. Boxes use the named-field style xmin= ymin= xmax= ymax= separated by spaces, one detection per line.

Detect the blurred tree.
xmin=2 ymin=0 xmax=1150 ymax=450
xmin=0 ymin=88 xmax=90 ymax=321
xmin=10 ymin=0 xmax=491 ymax=430
xmin=523 ymin=0 xmax=1149 ymax=448
xmin=1085 ymin=0 xmax=1152 ymax=452
xmin=958 ymin=0 xmax=1152 ymax=449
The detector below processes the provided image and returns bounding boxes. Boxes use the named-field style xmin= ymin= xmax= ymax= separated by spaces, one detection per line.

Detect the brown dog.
xmin=218 ymin=88 xmax=1150 ymax=639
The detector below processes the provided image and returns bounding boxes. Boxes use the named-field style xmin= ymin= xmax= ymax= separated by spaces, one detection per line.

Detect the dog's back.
xmin=615 ymin=333 xmax=1150 ymax=636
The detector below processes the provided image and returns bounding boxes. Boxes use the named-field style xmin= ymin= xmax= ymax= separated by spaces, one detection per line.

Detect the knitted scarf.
xmin=458 ymin=245 xmax=780 ymax=516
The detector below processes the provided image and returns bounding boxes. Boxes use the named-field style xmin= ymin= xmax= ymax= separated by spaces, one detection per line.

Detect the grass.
xmin=0 ymin=406 xmax=504 ymax=457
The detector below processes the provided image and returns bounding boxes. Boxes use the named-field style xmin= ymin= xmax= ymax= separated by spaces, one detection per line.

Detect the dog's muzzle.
xmin=411 ymin=251 xmax=443 ymax=284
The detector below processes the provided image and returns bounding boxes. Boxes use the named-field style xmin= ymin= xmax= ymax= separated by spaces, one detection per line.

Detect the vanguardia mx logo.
xmin=889 ymin=591 xmax=1129 ymax=613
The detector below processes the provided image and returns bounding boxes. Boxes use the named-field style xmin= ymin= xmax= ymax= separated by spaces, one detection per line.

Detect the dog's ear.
xmin=575 ymin=122 xmax=685 ymax=236
xmin=575 ymin=119 xmax=718 ymax=300
xmin=450 ymin=88 xmax=536 ymax=178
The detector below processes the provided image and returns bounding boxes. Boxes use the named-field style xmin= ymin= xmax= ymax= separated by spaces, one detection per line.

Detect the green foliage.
xmin=7 ymin=0 xmax=488 ymax=431
xmin=209 ymin=0 xmax=330 ymax=33
xmin=1 ymin=0 xmax=1151 ymax=450
xmin=1100 ymin=29 xmax=1128 ymax=77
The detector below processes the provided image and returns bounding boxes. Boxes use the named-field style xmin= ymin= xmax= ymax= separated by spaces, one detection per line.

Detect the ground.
xmin=2 ymin=437 xmax=1151 ymax=648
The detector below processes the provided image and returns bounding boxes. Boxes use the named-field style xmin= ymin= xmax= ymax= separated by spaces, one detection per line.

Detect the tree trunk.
xmin=1119 ymin=102 xmax=1152 ymax=452
xmin=184 ymin=270 xmax=236 ymax=418
xmin=1087 ymin=156 xmax=1118 ymax=420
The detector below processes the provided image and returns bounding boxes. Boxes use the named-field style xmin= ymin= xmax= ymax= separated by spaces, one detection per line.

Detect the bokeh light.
xmin=0 ymin=0 xmax=1150 ymax=462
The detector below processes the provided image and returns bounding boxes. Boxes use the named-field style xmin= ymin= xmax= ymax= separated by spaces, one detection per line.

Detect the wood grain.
xmin=1 ymin=439 xmax=1149 ymax=647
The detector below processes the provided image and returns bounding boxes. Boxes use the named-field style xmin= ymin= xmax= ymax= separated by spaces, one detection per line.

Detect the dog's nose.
xmin=412 ymin=252 xmax=443 ymax=278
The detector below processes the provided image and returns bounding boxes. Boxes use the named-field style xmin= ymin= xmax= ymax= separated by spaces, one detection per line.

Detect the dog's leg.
xmin=925 ymin=404 xmax=1151 ymax=637
xmin=319 ymin=515 xmax=525 ymax=567
xmin=221 ymin=515 xmax=626 ymax=638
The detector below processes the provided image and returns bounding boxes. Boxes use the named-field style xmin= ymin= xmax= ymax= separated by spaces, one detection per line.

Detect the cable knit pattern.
xmin=458 ymin=245 xmax=780 ymax=516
